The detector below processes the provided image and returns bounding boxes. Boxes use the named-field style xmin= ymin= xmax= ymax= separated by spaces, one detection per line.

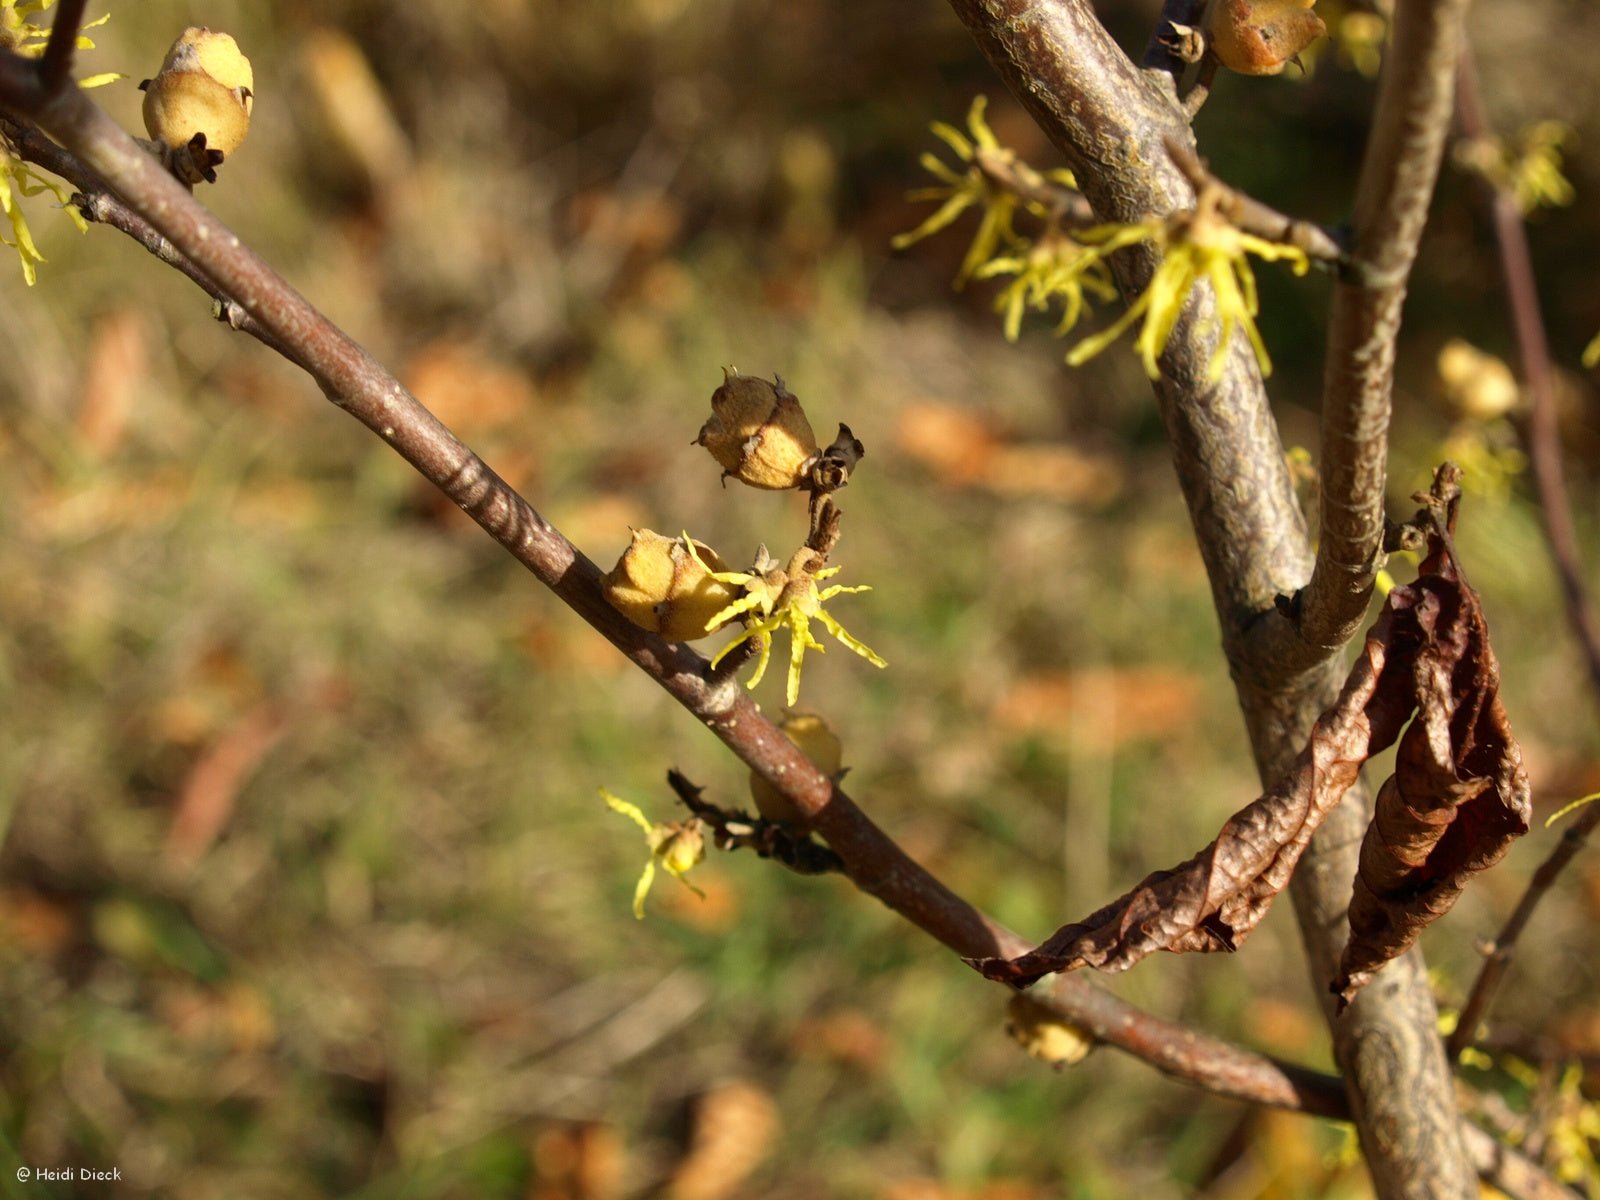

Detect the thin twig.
xmin=971 ymin=145 xmax=1096 ymax=227
xmin=0 ymin=37 xmax=1573 ymax=1200
xmin=1291 ymin=0 xmax=1473 ymax=662
xmin=1450 ymin=801 xmax=1600 ymax=1061
xmin=1165 ymin=139 xmax=1348 ymax=266
xmin=1182 ymin=56 xmax=1219 ymax=119
xmin=1453 ymin=51 xmax=1600 ymax=707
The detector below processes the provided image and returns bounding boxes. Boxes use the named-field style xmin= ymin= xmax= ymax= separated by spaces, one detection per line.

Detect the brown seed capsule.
xmin=141 ymin=28 xmax=254 ymax=159
xmin=601 ymin=530 xmax=740 ymax=642
xmin=749 ymin=712 xmax=843 ymax=825
xmin=696 ymin=370 xmax=819 ymax=490
xmin=1208 ymin=0 xmax=1325 ymax=76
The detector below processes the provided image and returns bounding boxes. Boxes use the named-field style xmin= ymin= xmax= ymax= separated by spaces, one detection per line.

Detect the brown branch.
xmin=1452 ymin=51 xmax=1600 ymax=708
xmin=1449 ymin=800 xmax=1600 ymax=1062
xmin=1165 ymin=139 xmax=1347 ymax=266
xmin=1 ymin=117 xmax=300 ymax=364
xmin=1292 ymin=0 xmax=1472 ymax=660
xmin=0 ymin=56 xmax=993 ymax=951
xmin=1 ymin=35 xmax=1562 ymax=1200
xmin=1441 ymin=43 xmax=1600 ymax=1071
xmin=944 ymin=2 xmax=1475 ymax=1195
xmin=38 ymin=0 xmax=87 ymax=93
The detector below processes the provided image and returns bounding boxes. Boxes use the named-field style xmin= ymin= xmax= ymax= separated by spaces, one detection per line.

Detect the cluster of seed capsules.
xmin=600 ymin=372 xmax=883 ymax=710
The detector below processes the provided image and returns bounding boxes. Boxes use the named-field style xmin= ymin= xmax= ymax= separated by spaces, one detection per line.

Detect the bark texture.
xmin=945 ymin=2 xmax=1474 ymax=1194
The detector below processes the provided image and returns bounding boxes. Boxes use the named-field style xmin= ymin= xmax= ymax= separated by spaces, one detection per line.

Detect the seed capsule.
xmin=749 ymin=712 xmax=843 ymax=825
xmin=1436 ymin=339 xmax=1520 ymax=422
xmin=141 ymin=27 xmax=254 ymax=176
xmin=601 ymin=530 xmax=740 ymax=642
xmin=1208 ymin=0 xmax=1324 ymax=76
xmin=1006 ymin=992 xmax=1095 ymax=1068
xmin=696 ymin=370 xmax=819 ymax=490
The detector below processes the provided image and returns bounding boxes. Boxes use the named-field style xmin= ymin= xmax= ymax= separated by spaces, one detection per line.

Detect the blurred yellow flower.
xmin=1064 ymin=195 xmax=1309 ymax=381
xmin=1 ymin=0 xmax=120 ymax=283
xmin=601 ymin=789 xmax=706 ymax=919
xmin=894 ymin=95 xmax=1080 ymax=288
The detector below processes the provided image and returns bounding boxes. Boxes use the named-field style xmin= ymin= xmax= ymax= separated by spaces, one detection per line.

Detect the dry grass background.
xmin=2 ymin=1 xmax=1599 ymax=1196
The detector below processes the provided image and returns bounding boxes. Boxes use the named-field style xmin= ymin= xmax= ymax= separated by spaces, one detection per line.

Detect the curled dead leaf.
xmin=1332 ymin=481 xmax=1531 ymax=1004
xmin=971 ymin=467 xmax=1530 ymax=1004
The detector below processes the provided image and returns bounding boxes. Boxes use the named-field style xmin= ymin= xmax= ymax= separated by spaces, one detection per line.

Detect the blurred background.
xmin=2 ymin=0 xmax=1600 ymax=1196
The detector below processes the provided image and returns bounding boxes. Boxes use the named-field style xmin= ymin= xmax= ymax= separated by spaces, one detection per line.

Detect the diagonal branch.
xmin=1449 ymin=800 xmax=1600 ymax=1062
xmin=0 ymin=34 xmax=1560 ymax=1200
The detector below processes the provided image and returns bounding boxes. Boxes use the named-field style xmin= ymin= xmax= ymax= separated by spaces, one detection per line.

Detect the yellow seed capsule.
xmin=696 ymin=370 xmax=820 ymax=490
xmin=168 ymin=26 xmax=254 ymax=96
xmin=142 ymin=27 xmax=253 ymax=157
xmin=749 ymin=712 xmax=843 ymax=825
xmin=601 ymin=530 xmax=740 ymax=642
xmin=1006 ymin=992 xmax=1095 ymax=1069
xmin=1436 ymin=339 xmax=1520 ymax=422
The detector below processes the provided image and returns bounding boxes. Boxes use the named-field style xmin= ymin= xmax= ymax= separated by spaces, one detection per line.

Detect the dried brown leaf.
xmin=973 ymin=467 xmax=1529 ymax=998
xmin=970 ymin=625 xmax=1401 ymax=986
xmin=1332 ymin=486 xmax=1531 ymax=1005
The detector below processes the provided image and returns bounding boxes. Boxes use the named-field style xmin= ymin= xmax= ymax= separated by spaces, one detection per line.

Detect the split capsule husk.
xmin=696 ymin=370 xmax=819 ymax=490
xmin=749 ymin=712 xmax=843 ymax=825
xmin=601 ymin=530 xmax=740 ymax=642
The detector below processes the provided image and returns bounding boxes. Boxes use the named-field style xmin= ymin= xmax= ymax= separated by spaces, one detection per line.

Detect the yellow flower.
xmin=601 ymin=789 xmax=706 ymax=919
xmin=974 ymin=231 xmax=1118 ymax=342
xmin=1582 ymin=331 xmax=1599 ymax=370
xmin=1 ymin=0 xmax=113 ymax=61
xmin=892 ymin=96 xmax=1019 ymax=285
xmin=689 ymin=541 xmax=886 ymax=707
xmin=1063 ymin=193 xmax=1309 ymax=382
xmin=1455 ymin=121 xmax=1577 ymax=217
xmin=0 ymin=151 xmax=90 ymax=285
xmin=893 ymin=96 xmax=1078 ymax=288
xmin=0 ymin=1 xmax=119 ymax=283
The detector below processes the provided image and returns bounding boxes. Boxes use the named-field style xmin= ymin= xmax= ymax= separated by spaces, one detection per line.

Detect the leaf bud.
xmin=696 ymin=370 xmax=819 ymax=490
xmin=749 ymin=712 xmax=843 ymax=825
xmin=601 ymin=530 xmax=740 ymax=641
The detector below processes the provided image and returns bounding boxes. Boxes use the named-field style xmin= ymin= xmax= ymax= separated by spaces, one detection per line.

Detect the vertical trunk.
xmin=945 ymin=2 xmax=1474 ymax=1193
